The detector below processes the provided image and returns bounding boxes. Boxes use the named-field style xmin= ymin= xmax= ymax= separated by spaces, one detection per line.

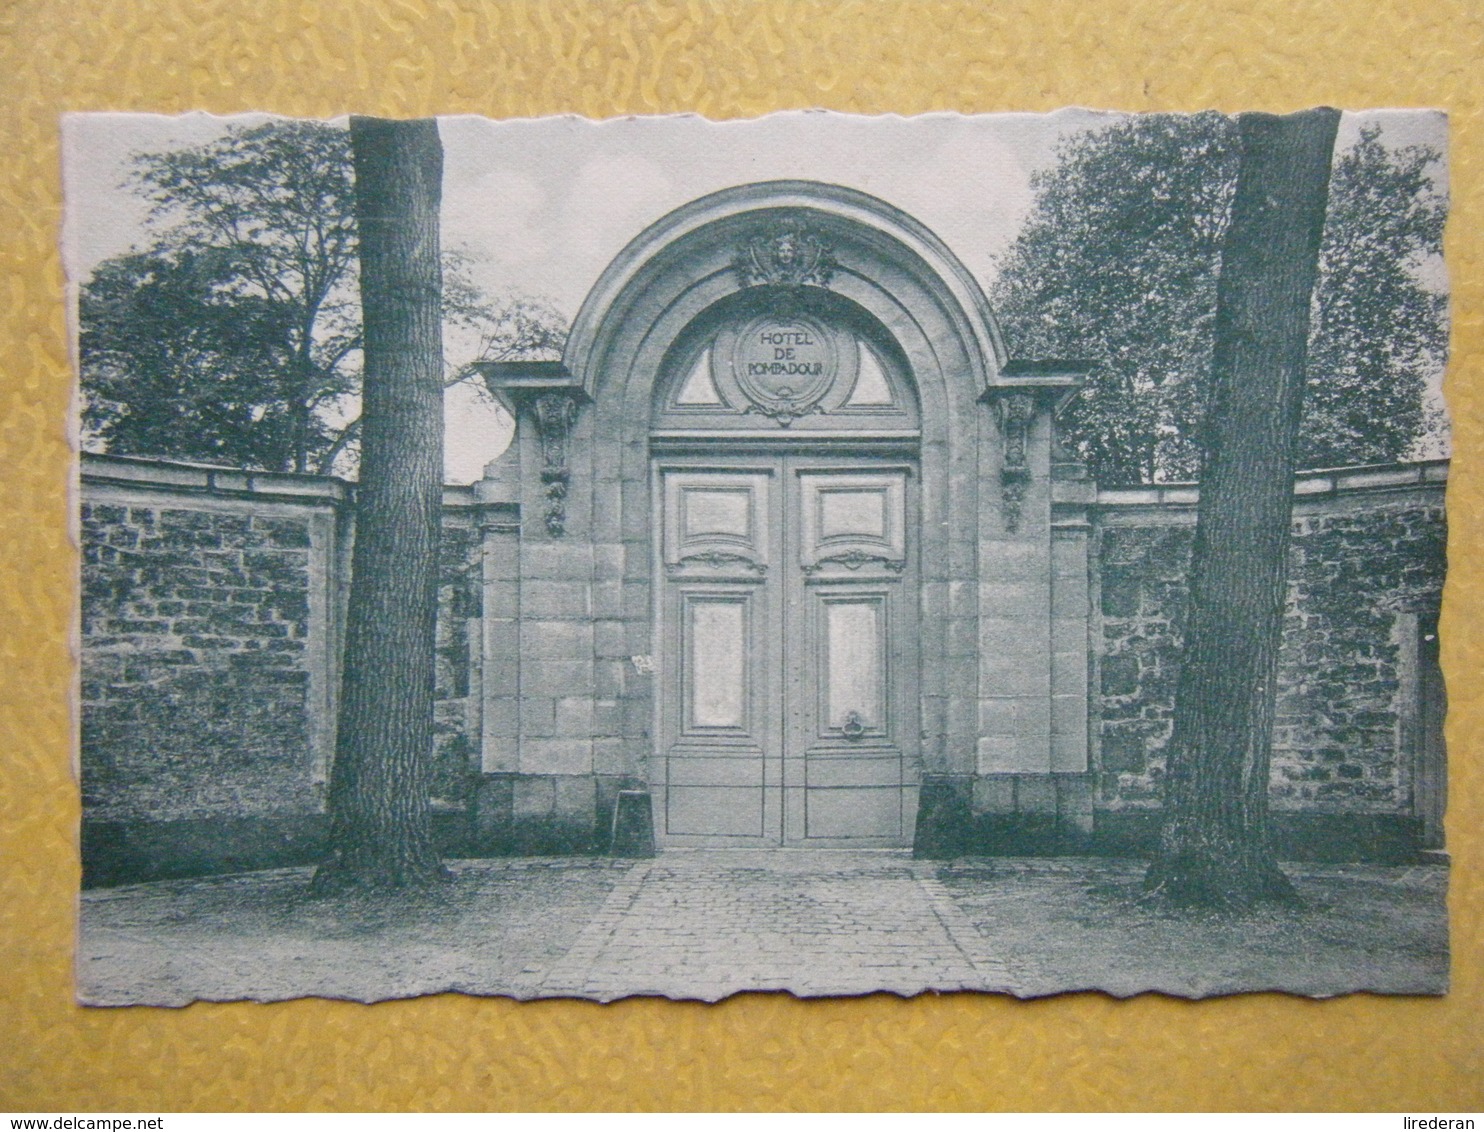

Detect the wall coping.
xmin=80 ymin=452 xmax=516 ymax=515
xmin=1094 ymin=459 xmax=1449 ymax=508
xmin=81 ymin=451 xmax=353 ymax=506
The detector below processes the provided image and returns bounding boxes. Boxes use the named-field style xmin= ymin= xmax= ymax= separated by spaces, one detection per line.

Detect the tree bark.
xmin=314 ymin=117 xmax=446 ymax=890
xmin=1145 ymin=108 xmax=1341 ymax=907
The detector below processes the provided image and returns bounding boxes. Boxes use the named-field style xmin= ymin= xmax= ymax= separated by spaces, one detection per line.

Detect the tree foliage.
xmin=78 ymin=119 xmax=565 ymax=476
xmin=81 ymin=121 xmax=360 ymax=474
xmin=1303 ymin=128 xmax=1449 ymax=467
xmin=81 ymin=245 xmax=315 ymax=470
xmin=991 ymin=114 xmax=1447 ymax=484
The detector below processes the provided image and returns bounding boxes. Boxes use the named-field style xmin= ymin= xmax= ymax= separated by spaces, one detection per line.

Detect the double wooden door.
xmin=653 ymin=455 xmax=919 ymax=847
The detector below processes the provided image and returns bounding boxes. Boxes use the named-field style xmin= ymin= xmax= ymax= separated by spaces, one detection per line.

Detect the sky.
xmin=63 ymin=109 xmax=1449 ymax=482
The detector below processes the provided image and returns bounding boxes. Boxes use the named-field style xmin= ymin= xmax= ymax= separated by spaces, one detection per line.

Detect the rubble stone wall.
xmin=78 ymin=456 xmax=488 ymax=883
xmin=80 ymin=482 xmax=331 ymax=823
xmin=1094 ymin=465 xmax=1447 ymax=817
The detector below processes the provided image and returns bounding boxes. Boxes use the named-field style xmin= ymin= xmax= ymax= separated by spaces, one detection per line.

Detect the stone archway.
xmin=477 ymin=181 xmax=1091 ymax=853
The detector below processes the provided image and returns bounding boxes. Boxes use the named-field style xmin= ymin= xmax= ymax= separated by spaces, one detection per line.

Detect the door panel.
xmin=798 ymin=471 xmax=907 ymax=574
xmin=660 ymin=584 xmax=777 ymax=844
xmin=686 ymin=597 xmax=749 ymax=729
xmin=666 ymin=786 xmax=766 ymax=838
xmin=786 ymin=593 xmax=914 ymax=843
xmin=821 ymin=596 xmax=886 ymax=734
xmin=804 ymin=786 xmax=905 ymax=840
xmin=663 ymin=471 xmax=771 ymax=574
xmin=655 ymin=459 xmax=917 ymax=847
xmin=657 ymin=469 xmax=779 ymax=846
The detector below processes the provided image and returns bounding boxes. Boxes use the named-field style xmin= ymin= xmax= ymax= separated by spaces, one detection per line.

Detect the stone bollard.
xmin=609 ymin=789 xmax=656 ymax=858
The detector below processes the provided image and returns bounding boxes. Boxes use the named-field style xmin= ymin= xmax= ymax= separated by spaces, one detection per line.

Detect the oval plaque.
xmin=731 ymin=315 xmax=837 ymax=425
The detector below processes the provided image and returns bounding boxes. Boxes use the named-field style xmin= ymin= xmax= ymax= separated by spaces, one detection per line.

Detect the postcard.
xmin=67 ymin=109 xmax=1449 ymax=1003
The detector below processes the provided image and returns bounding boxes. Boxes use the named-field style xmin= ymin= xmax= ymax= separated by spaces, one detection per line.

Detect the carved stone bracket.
xmin=996 ymin=392 xmax=1036 ymax=533
xmin=982 ymin=363 xmax=1093 ymax=535
xmin=532 ymin=390 xmax=580 ymax=537
xmin=471 ymin=361 xmax=591 ymax=540
xmin=735 ymin=223 xmax=836 ymax=289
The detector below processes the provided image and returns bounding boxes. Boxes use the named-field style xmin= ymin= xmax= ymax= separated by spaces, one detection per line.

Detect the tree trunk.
xmin=1145 ymin=108 xmax=1341 ymax=907
xmin=314 ymin=117 xmax=446 ymax=891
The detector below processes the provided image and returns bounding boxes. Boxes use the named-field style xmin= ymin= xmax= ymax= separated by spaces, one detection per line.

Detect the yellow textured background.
xmin=2 ymin=0 xmax=1481 ymax=1112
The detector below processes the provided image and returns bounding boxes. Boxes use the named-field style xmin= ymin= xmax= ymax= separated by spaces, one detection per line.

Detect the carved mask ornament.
xmin=735 ymin=223 xmax=837 ymax=289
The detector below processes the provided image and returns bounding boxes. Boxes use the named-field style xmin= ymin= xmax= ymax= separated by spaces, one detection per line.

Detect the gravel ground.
xmin=936 ymin=857 xmax=1449 ymax=998
xmin=78 ymin=858 xmax=628 ymax=1006
xmin=77 ymin=855 xmax=1449 ymax=1005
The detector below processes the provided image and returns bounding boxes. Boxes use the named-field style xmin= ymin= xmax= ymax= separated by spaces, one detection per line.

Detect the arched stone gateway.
xmin=478 ymin=182 xmax=1094 ymax=851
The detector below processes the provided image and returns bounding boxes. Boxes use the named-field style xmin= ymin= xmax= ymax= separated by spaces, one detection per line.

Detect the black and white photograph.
xmin=66 ymin=108 xmax=1450 ymax=1005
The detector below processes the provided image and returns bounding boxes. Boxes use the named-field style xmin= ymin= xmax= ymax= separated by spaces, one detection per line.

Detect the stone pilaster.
xmin=975 ymin=364 xmax=1088 ymax=780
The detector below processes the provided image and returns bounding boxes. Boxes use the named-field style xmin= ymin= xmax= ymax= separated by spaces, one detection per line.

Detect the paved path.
xmin=539 ymin=850 xmax=1016 ymax=1001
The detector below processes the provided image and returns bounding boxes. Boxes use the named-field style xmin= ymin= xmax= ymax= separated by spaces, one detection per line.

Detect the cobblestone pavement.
xmin=539 ymin=850 xmax=1016 ymax=1001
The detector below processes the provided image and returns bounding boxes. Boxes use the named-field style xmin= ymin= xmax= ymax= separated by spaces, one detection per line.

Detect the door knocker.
xmin=841 ymin=711 xmax=867 ymax=741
